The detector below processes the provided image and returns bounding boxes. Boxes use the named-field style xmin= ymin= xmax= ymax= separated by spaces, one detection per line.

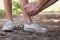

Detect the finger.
xmin=24 ymin=6 xmax=27 ymax=11
xmin=24 ymin=5 xmax=27 ymax=8
xmin=24 ymin=5 xmax=28 ymax=11
xmin=23 ymin=6 xmax=28 ymax=13
xmin=30 ymin=9 xmax=34 ymax=13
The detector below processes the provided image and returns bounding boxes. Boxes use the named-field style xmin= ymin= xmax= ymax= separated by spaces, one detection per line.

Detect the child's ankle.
xmin=25 ymin=22 xmax=33 ymax=25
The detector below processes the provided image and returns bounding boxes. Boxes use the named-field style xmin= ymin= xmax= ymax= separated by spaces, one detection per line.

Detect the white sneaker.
xmin=2 ymin=21 xmax=14 ymax=31
xmin=24 ymin=24 xmax=47 ymax=33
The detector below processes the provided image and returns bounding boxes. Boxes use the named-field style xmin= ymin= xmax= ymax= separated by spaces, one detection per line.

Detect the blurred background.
xmin=0 ymin=0 xmax=60 ymax=15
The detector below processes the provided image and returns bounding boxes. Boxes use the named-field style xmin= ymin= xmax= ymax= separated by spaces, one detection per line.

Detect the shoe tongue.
xmin=6 ymin=21 xmax=12 ymax=25
xmin=8 ymin=21 xmax=13 ymax=23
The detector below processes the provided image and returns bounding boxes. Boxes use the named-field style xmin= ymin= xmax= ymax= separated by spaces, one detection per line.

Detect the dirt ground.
xmin=0 ymin=12 xmax=60 ymax=40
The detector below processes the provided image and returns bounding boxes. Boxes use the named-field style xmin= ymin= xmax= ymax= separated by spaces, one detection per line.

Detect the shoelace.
xmin=5 ymin=22 xmax=12 ymax=28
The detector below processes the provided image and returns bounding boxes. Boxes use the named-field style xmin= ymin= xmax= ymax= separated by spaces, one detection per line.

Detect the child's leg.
xmin=2 ymin=0 xmax=14 ymax=31
xmin=4 ymin=0 xmax=13 ymax=21
xmin=20 ymin=0 xmax=32 ymax=24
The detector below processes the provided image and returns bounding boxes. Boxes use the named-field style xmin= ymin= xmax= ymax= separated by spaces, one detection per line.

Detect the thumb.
xmin=24 ymin=5 xmax=28 ymax=9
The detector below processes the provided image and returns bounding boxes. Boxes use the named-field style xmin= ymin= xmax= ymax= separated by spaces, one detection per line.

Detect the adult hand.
xmin=24 ymin=3 xmax=40 ymax=16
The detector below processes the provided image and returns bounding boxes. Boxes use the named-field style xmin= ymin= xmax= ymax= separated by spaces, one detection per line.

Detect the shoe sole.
xmin=2 ymin=30 xmax=13 ymax=32
xmin=24 ymin=28 xmax=47 ymax=34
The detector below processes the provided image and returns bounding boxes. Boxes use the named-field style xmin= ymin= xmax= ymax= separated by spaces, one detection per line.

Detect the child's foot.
xmin=2 ymin=21 xmax=14 ymax=32
xmin=23 ymin=24 xmax=47 ymax=33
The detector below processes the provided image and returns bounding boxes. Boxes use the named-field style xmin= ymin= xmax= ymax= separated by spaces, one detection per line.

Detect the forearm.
xmin=38 ymin=0 xmax=58 ymax=12
xmin=41 ymin=0 xmax=58 ymax=10
xmin=36 ymin=0 xmax=48 ymax=9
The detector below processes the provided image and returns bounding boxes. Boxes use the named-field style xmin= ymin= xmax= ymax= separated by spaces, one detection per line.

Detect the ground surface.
xmin=0 ymin=12 xmax=60 ymax=40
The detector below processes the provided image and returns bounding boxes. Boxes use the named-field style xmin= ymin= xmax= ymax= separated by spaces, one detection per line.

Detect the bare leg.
xmin=20 ymin=0 xmax=32 ymax=24
xmin=4 ymin=0 xmax=13 ymax=21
